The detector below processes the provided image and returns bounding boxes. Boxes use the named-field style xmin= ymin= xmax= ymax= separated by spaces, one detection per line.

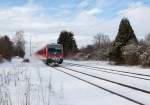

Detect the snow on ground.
xmin=63 ymin=61 xmax=150 ymax=91
xmin=57 ymin=66 xmax=150 ymax=105
xmin=65 ymin=60 xmax=150 ymax=75
xmin=0 ymin=57 xmax=150 ymax=105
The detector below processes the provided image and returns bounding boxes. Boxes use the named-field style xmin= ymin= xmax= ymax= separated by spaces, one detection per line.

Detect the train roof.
xmin=47 ymin=43 xmax=62 ymax=48
xmin=47 ymin=43 xmax=61 ymax=46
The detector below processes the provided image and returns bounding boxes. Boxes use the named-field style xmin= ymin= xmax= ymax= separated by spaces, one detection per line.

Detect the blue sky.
xmin=1 ymin=0 xmax=149 ymax=19
xmin=0 ymin=0 xmax=150 ymax=47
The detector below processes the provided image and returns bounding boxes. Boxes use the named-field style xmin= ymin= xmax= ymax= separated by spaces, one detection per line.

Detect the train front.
xmin=46 ymin=44 xmax=64 ymax=65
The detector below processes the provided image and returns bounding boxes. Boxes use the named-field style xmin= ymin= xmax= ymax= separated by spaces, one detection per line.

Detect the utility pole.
xmin=30 ymin=35 xmax=31 ymax=56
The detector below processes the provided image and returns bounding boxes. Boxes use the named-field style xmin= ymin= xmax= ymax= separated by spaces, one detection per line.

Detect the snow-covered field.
xmin=0 ymin=57 xmax=150 ymax=105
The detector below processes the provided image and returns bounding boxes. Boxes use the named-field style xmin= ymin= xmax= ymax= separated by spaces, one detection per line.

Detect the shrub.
xmin=23 ymin=58 xmax=30 ymax=63
xmin=13 ymin=47 xmax=25 ymax=58
xmin=95 ymin=49 xmax=108 ymax=60
xmin=108 ymin=42 xmax=124 ymax=64
xmin=140 ymin=48 xmax=150 ymax=66
xmin=122 ymin=44 xmax=139 ymax=65
xmin=0 ymin=55 xmax=4 ymax=63
xmin=0 ymin=36 xmax=13 ymax=61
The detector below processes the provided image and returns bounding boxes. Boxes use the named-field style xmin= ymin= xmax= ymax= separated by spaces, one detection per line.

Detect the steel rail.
xmin=64 ymin=63 xmax=150 ymax=81
xmin=64 ymin=62 xmax=150 ymax=78
xmin=52 ymin=67 xmax=145 ymax=105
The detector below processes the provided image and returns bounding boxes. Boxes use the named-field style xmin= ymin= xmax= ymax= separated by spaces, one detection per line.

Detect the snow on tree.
xmin=140 ymin=48 xmax=150 ymax=66
xmin=108 ymin=18 xmax=138 ymax=64
xmin=122 ymin=44 xmax=139 ymax=65
xmin=144 ymin=33 xmax=150 ymax=46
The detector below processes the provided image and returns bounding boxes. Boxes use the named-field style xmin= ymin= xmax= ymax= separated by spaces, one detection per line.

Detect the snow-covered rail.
xmin=60 ymin=66 xmax=150 ymax=94
xmin=52 ymin=66 xmax=150 ymax=105
xmin=63 ymin=62 xmax=150 ymax=81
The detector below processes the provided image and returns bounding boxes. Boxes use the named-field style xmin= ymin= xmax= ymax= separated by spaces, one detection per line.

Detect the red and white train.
xmin=36 ymin=43 xmax=64 ymax=65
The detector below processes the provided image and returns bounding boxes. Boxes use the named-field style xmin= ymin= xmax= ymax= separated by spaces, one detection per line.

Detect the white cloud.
xmin=0 ymin=3 xmax=43 ymax=31
xmin=0 ymin=0 xmax=106 ymax=48
xmin=67 ymin=2 xmax=150 ymax=46
xmin=79 ymin=0 xmax=89 ymax=8
xmin=72 ymin=10 xmax=99 ymax=25
xmin=87 ymin=8 xmax=102 ymax=15
xmin=0 ymin=1 xmax=149 ymax=49
xmin=118 ymin=2 xmax=150 ymax=38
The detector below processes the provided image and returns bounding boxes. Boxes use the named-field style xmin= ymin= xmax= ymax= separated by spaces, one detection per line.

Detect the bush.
xmin=23 ymin=58 xmax=30 ymax=63
xmin=95 ymin=49 xmax=108 ymax=60
xmin=108 ymin=43 xmax=124 ymax=64
xmin=140 ymin=48 xmax=150 ymax=66
xmin=73 ymin=53 xmax=85 ymax=60
xmin=13 ymin=47 xmax=25 ymax=58
xmin=122 ymin=44 xmax=139 ymax=65
xmin=0 ymin=55 xmax=4 ymax=63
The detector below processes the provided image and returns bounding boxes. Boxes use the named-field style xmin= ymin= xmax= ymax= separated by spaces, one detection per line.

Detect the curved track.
xmin=52 ymin=66 xmax=147 ymax=105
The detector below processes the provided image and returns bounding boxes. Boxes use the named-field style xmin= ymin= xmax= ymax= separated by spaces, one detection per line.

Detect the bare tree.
xmin=14 ymin=31 xmax=25 ymax=50
xmin=13 ymin=31 xmax=26 ymax=58
xmin=145 ymin=33 xmax=150 ymax=46
xmin=94 ymin=33 xmax=111 ymax=50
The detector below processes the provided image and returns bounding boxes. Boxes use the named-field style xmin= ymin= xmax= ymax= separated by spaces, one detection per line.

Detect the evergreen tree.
xmin=57 ymin=31 xmax=78 ymax=57
xmin=108 ymin=18 xmax=138 ymax=64
xmin=115 ymin=18 xmax=138 ymax=46
xmin=0 ymin=36 xmax=13 ymax=60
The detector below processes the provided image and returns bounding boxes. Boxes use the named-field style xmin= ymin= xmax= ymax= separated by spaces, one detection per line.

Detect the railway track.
xmin=63 ymin=62 xmax=150 ymax=81
xmin=60 ymin=66 xmax=150 ymax=94
xmin=51 ymin=66 xmax=150 ymax=105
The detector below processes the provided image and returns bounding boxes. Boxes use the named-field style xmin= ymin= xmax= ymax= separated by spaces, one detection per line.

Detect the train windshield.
xmin=48 ymin=47 xmax=62 ymax=54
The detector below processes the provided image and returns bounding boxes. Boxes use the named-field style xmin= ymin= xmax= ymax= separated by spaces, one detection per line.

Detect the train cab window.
xmin=48 ymin=48 xmax=61 ymax=54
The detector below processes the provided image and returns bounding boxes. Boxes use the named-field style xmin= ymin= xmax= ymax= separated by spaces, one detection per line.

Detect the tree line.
xmin=57 ymin=18 xmax=150 ymax=66
xmin=108 ymin=18 xmax=150 ymax=66
xmin=0 ymin=31 xmax=25 ymax=62
xmin=1 ymin=18 xmax=149 ymax=66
